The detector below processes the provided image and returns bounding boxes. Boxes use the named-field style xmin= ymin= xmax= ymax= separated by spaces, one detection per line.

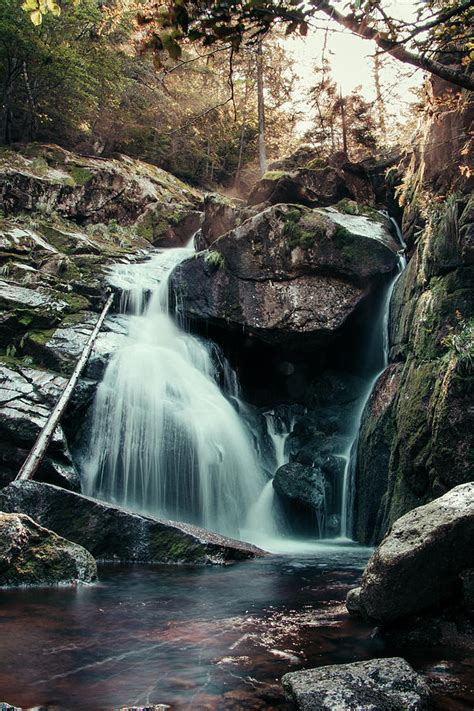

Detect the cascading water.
xmin=264 ymin=411 xmax=295 ymax=472
xmin=339 ymin=221 xmax=407 ymax=539
xmin=81 ymin=244 xmax=269 ymax=540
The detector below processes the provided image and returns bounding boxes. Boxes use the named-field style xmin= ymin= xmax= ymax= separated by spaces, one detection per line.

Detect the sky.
xmin=283 ymin=1 xmax=423 ymax=134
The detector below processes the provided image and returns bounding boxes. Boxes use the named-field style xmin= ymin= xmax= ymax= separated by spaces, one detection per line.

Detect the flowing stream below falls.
xmin=0 ymin=551 xmax=472 ymax=710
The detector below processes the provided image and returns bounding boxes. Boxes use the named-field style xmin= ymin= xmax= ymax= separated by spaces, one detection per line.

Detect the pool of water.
xmin=0 ymin=546 xmax=472 ymax=710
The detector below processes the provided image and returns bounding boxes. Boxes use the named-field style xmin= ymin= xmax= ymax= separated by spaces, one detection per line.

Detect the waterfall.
xmin=339 ymin=222 xmax=407 ymax=539
xmin=81 ymin=245 xmax=269 ymax=540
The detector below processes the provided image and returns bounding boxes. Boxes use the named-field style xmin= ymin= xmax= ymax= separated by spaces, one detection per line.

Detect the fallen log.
xmin=15 ymin=293 xmax=114 ymax=482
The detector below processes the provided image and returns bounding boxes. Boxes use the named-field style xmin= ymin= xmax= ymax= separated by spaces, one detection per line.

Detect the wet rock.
xmin=353 ymin=364 xmax=403 ymax=545
xmin=248 ymin=155 xmax=376 ymax=208
xmin=282 ymin=657 xmax=431 ymax=710
xmin=0 ymin=511 xmax=97 ymax=586
xmin=273 ymin=463 xmax=330 ymax=535
xmin=274 ymin=463 xmax=327 ymax=511
xmin=347 ymin=483 xmax=474 ymax=624
xmin=170 ymin=203 xmax=398 ymax=347
xmin=199 ymin=193 xmax=245 ymax=248
xmin=0 ymin=364 xmax=75 ymax=488
xmin=461 ymin=569 xmax=474 ymax=609
xmin=0 ymin=481 xmax=266 ymax=565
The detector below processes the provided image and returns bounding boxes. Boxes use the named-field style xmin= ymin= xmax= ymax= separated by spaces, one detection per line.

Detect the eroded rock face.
xmin=0 ymin=144 xmax=202 ymax=246
xmin=347 ymin=483 xmax=474 ymax=624
xmin=0 ymin=511 xmax=97 ymax=586
xmin=170 ymin=203 xmax=398 ymax=346
xmin=0 ymin=481 xmax=265 ymax=565
xmin=282 ymin=657 xmax=430 ymax=711
xmin=354 ymin=146 xmax=474 ymax=545
xmin=0 ymin=364 xmax=80 ymax=489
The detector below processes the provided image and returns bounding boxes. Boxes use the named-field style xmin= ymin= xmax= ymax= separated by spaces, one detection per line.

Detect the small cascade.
xmin=263 ymin=410 xmax=294 ymax=472
xmin=243 ymin=410 xmax=296 ymax=545
xmin=339 ymin=223 xmax=407 ymax=539
xmin=81 ymin=245 xmax=269 ymax=540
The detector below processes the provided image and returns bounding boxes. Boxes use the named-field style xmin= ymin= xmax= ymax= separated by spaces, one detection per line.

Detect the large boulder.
xmin=282 ymin=657 xmax=430 ymax=711
xmin=0 ymin=511 xmax=96 ymax=586
xmin=0 ymin=144 xmax=202 ymax=246
xmin=248 ymin=155 xmax=376 ymax=208
xmin=170 ymin=203 xmax=399 ymax=347
xmin=0 ymin=481 xmax=265 ymax=565
xmin=347 ymin=483 xmax=474 ymax=624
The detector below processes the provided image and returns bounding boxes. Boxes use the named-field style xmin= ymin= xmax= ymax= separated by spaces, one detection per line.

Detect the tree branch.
xmin=312 ymin=0 xmax=474 ymax=92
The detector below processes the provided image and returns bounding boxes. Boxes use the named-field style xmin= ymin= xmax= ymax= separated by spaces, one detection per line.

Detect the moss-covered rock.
xmin=169 ymin=203 xmax=398 ymax=347
xmin=0 ymin=481 xmax=265 ymax=565
xmin=0 ymin=511 xmax=97 ymax=586
xmin=354 ymin=101 xmax=474 ymax=545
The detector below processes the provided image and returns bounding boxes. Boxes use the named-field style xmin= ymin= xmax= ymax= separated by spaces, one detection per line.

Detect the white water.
xmin=81 ymin=245 xmax=269 ymax=540
xmin=339 ymin=223 xmax=407 ymax=539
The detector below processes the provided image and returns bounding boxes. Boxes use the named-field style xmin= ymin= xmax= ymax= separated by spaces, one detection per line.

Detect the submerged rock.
xmin=0 ymin=481 xmax=265 ymax=565
xmin=282 ymin=657 xmax=430 ymax=710
xmin=0 ymin=511 xmax=96 ymax=586
xmin=170 ymin=203 xmax=398 ymax=346
xmin=347 ymin=483 xmax=474 ymax=624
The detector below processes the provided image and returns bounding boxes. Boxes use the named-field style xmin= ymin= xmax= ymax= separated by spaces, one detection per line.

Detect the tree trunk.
xmin=373 ymin=53 xmax=387 ymax=145
xmin=340 ymin=91 xmax=348 ymax=156
xmin=256 ymin=39 xmax=268 ymax=175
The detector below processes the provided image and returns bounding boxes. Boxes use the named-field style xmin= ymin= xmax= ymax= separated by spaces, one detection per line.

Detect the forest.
xmin=0 ymin=0 xmax=473 ymax=709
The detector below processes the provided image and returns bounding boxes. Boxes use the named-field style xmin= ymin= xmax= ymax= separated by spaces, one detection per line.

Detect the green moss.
xmin=61 ymin=292 xmax=90 ymax=312
xmin=204 ymin=250 xmax=225 ymax=269
xmin=283 ymin=207 xmax=318 ymax=249
xmin=304 ymin=158 xmax=326 ymax=170
xmin=261 ymin=170 xmax=290 ymax=181
xmin=27 ymin=329 xmax=55 ymax=346
xmin=67 ymin=164 xmax=93 ymax=186
xmin=30 ymin=157 xmax=49 ymax=176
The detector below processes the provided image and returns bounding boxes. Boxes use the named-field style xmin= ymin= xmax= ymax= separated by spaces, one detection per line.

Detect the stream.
xmin=0 ymin=548 xmax=472 ymax=710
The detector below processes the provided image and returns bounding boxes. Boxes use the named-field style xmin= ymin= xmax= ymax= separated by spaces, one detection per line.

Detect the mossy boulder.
xmin=0 ymin=143 xmax=202 ymax=246
xmin=0 ymin=512 xmax=96 ymax=586
xmin=248 ymin=155 xmax=376 ymax=208
xmin=0 ymin=481 xmax=265 ymax=565
xmin=169 ymin=203 xmax=399 ymax=346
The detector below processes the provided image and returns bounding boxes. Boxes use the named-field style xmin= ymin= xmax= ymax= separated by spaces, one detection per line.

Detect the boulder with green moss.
xmin=0 ymin=511 xmax=97 ymax=586
xmin=0 ymin=144 xmax=202 ymax=246
xmin=248 ymin=154 xmax=376 ymax=208
xmin=0 ymin=481 xmax=265 ymax=565
xmin=170 ymin=203 xmax=399 ymax=346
